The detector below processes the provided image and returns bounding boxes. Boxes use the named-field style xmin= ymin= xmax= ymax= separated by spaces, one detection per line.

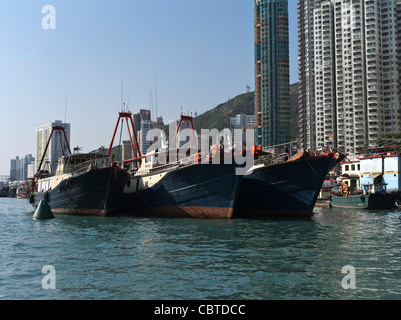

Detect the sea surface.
xmin=1 ymin=197 xmax=401 ymax=300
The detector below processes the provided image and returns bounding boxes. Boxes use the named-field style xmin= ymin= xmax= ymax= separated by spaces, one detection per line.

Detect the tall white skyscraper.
xmin=299 ymin=0 xmax=401 ymax=155
xmin=313 ymin=0 xmax=336 ymax=149
xmin=138 ymin=120 xmax=152 ymax=156
xmin=35 ymin=120 xmax=71 ymax=173
xmin=298 ymin=0 xmax=322 ymax=150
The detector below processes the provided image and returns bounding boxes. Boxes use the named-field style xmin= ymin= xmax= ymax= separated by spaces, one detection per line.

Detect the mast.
xmin=104 ymin=112 xmax=141 ymax=167
xmin=31 ymin=126 xmax=71 ymax=192
xmin=170 ymin=113 xmax=197 ymax=150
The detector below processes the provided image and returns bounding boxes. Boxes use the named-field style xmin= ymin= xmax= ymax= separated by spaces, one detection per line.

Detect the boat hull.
xmin=330 ymin=192 xmax=398 ymax=209
xmin=234 ymin=155 xmax=336 ymax=218
xmin=119 ymin=162 xmax=243 ymax=218
xmin=30 ymin=167 xmax=129 ymax=216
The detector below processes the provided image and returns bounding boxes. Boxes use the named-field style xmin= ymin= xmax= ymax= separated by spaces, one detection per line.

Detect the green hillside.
xmin=192 ymin=91 xmax=254 ymax=132
xmin=192 ymin=82 xmax=299 ymax=140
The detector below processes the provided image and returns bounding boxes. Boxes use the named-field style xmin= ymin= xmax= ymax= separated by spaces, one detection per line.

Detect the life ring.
xmin=288 ymin=150 xmax=303 ymax=161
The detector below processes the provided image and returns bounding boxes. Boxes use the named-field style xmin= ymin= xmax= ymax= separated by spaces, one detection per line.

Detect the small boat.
xmin=234 ymin=149 xmax=340 ymax=218
xmin=329 ymin=181 xmax=398 ymax=210
xmin=0 ymin=188 xmax=8 ymax=197
xmin=330 ymin=146 xmax=401 ymax=210
xmin=28 ymin=126 xmax=130 ymax=216
xmin=16 ymin=185 xmax=28 ymax=199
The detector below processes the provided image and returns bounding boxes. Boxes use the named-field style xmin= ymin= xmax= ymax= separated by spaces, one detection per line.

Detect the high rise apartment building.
xmin=133 ymin=109 xmax=151 ymax=156
xmin=314 ymin=0 xmax=336 ymax=149
xmin=255 ymin=0 xmax=290 ymax=148
xmin=298 ymin=0 xmax=321 ymax=150
xmin=138 ymin=120 xmax=152 ymax=156
xmin=298 ymin=0 xmax=401 ymax=155
xmin=35 ymin=120 xmax=71 ymax=173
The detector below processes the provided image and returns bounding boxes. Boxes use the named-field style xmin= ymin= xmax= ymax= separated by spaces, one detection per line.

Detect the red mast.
xmin=104 ymin=112 xmax=141 ymax=167
xmin=31 ymin=126 xmax=71 ymax=192
xmin=170 ymin=113 xmax=197 ymax=149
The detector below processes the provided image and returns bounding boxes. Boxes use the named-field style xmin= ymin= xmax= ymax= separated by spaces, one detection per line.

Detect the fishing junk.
xmin=234 ymin=148 xmax=340 ymax=218
xmin=114 ymin=113 xmax=244 ymax=218
xmin=28 ymin=126 xmax=130 ymax=216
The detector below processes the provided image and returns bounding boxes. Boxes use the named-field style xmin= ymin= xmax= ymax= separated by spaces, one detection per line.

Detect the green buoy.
xmin=33 ymin=200 xmax=54 ymax=220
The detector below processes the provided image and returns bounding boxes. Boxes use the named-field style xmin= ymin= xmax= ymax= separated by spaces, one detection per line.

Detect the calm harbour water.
xmin=1 ymin=198 xmax=401 ymax=300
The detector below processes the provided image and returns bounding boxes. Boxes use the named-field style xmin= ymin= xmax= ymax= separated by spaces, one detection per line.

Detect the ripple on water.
xmin=2 ymin=199 xmax=401 ymax=299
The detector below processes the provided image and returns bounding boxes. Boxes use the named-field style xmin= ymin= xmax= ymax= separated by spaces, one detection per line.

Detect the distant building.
xmin=9 ymin=154 xmax=35 ymax=181
xmin=139 ymin=109 xmax=151 ymax=122
xmin=9 ymin=158 xmax=16 ymax=181
xmin=122 ymin=140 xmax=133 ymax=161
xmin=138 ymin=120 xmax=152 ymax=155
xmin=133 ymin=109 xmax=151 ymax=156
xmin=255 ymin=0 xmax=290 ymax=148
xmin=35 ymin=120 xmax=70 ymax=173
xmin=155 ymin=116 xmax=164 ymax=130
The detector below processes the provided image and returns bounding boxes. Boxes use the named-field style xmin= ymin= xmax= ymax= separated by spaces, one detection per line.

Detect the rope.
xmin=306 ymin=157 xmax=325 ymax=176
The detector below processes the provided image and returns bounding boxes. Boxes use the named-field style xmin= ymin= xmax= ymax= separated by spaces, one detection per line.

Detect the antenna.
xmin=121 ymin=67 xmax=124 ymax=111
xmin=129 ymin=86 xmax=131 ymax=111
xmin=155 ymin=74 xmax=158 ymax=119
xmin=149 ymin=90 xmax=154 ymax=122
xmin=64 ymin=98 xmax=67 ymax=123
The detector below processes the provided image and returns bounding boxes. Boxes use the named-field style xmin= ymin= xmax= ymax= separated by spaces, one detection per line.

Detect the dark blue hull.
xmin=234 ymin=156 xmax=336 ymax=218
xmin=119 ymin=162 xmax=243 ymax=218
xmin=29 ymin=167 xmax=130 ymax=216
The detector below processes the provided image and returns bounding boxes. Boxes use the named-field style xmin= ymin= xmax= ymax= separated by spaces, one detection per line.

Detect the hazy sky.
xmin=0 ymin=0 xmax=298 ymax=176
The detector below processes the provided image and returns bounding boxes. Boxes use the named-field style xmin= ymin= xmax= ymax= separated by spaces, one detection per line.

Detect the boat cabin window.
xmin=375 ymin=183 xmax=387 ymax=192
xmin=363 ymin=184 xmax=373 ymax=193
xmin=363 ymin=183 xmax=387 ymax=194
